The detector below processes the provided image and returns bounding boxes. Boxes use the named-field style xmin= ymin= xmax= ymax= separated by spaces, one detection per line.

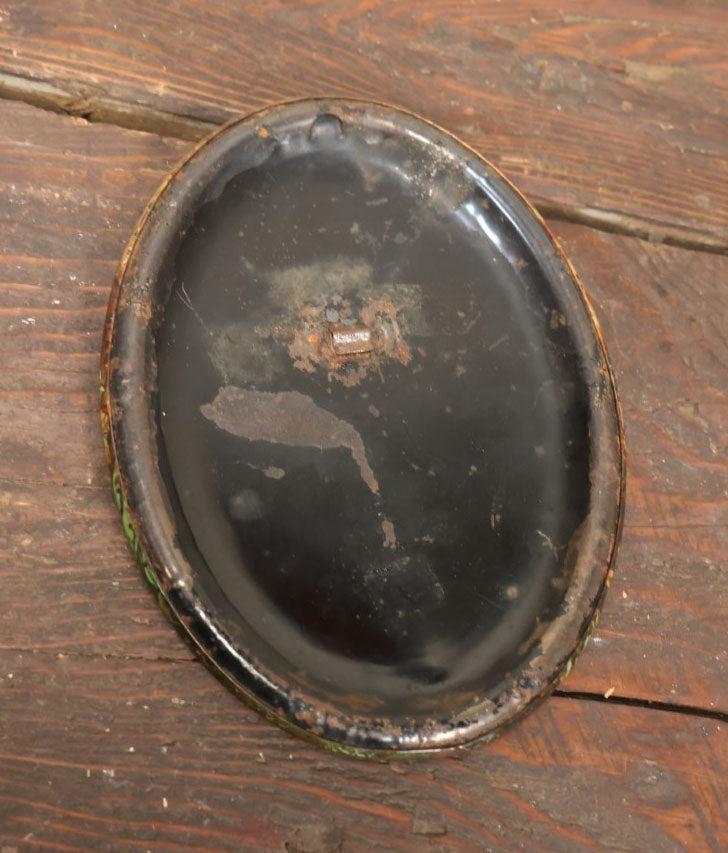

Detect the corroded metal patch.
xmin=287 ymin=289 xmax=415 ymax=386
xmin=201 ymin=387 xmax=380 ymax=495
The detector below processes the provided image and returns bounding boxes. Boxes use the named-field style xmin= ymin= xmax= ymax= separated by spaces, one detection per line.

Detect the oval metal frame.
xmin=100 ymin=99 xmax=625 ymax=756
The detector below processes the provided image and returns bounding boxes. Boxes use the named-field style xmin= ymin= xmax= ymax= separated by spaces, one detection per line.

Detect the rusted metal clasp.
xmin=327 ymin=323 xmax=373 ymax=360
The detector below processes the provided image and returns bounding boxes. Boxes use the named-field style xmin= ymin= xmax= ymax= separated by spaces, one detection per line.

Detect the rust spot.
xmin=381 ymin=519 xmax=397 ymax=549
xmin=288 ymin=331 xmax=319 ymax=374
xmin=360 ymin=299 xmax=413 ymax=365
xmin=287 ymin=293 xmax=415 ymax=385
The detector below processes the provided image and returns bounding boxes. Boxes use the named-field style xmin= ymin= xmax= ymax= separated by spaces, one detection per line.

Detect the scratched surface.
xmin=125 ymin=102 xmax=617 ymax=750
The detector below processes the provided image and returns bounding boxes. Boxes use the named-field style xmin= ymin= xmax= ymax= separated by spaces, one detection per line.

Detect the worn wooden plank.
xmin=0 ymin=650 xmax=725 ymax=852
xmin=0 ymin=100 xmax=726 ymax=717
xmin=553 ymin=222 xmax=728 ymax=712
xmin=0 ymin=100 xmax=188 ymax=489
xmin=0 ymin=0 xmax=727 ymax=248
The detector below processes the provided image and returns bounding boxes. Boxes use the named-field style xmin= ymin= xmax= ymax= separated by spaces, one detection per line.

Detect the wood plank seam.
xmin=1 ymin=69 xmax=726 ymax=256
xmin=552 ymin=690 xmax=728 ymax=724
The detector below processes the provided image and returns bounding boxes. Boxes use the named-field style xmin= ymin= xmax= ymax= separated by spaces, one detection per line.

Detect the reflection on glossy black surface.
xmin=154 ymin=114 xmax=591 ymax=716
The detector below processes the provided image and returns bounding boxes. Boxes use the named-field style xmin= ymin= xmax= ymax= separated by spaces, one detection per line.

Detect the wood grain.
xmin=0 ymin=1 xmax=727 ymax=248
xmin=0 ymin=98 xmax=726 ymax=717
xmin=554 ymin=222 xmax=728 ymax=712
xmin=0 ymin=650 xmax=726 ymax=852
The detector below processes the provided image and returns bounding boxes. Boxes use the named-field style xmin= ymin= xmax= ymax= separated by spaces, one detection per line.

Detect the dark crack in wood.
xmin=0 ymin=71 xmax=214 ymax=141
xmin=0 ymin=71 xmax=726 ymax=254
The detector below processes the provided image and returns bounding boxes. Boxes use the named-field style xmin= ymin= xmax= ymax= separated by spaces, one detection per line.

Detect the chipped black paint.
xmin=101 ymin=99 xmax=624 ymax=754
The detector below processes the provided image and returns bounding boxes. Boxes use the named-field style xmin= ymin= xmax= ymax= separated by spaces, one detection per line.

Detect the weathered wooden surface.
xmin=1 ymin=650 xmax=726 ymax=852
xmin=0 ymin=0 xmax=727 ymax=250
xmin=553 ymin=223 xmax=728 ymax=713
